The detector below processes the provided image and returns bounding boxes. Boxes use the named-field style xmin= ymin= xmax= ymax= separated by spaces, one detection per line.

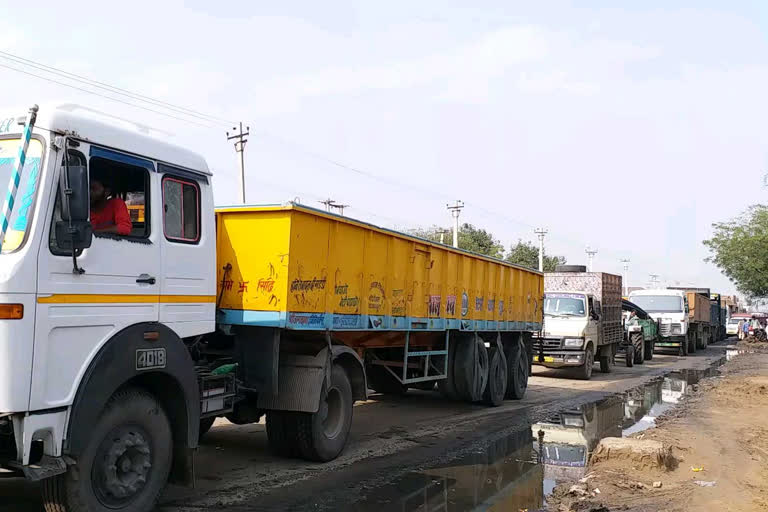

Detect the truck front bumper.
xmin=533 ymin=350 xmax=585 ymax=368
xmin=656 ymin=335 xmax=685 ymax=348
xmin=0 ymin=410 xmax=68 ymax=481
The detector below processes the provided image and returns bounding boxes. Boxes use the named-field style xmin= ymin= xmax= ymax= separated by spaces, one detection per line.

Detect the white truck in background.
xmin=533 ymin=266 xmax=623 ymax=380
xmin=629 ymin=289 xmax=702 ymax=356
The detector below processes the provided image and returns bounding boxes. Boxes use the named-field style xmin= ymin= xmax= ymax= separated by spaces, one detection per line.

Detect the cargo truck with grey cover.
xmin=533 ymin=266 xmax=623 ymax=379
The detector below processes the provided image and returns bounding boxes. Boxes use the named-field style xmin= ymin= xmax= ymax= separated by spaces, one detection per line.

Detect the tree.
xmin=409 ymin=223 xmax=504 ymax=258
xmin=505 ymin=239 xmax=566 ymax=272
xmin=703 ymin=205 xmax=768 ymax=299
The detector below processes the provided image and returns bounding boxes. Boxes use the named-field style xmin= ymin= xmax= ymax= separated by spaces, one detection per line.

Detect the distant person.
xmin=742 ymin=319 xmax=751 ymax=339
xmin=90 ymin=177 xmax=131 ymax=235
xmin=738 ymin=319 xmax=745 ymax=340
xmin=626 ymin=310 xmax=640 ymax=326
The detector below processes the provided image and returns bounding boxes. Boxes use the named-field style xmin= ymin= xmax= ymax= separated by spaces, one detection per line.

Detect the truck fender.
xmin=64 ymin=322 xmax=199 ymax=485
xmin=331 ymin=345 xmax=367 ymax=401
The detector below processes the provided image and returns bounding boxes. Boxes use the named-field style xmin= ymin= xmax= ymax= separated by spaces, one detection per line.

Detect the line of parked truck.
xmin=533 ymin=270 xmax=730 ymax=377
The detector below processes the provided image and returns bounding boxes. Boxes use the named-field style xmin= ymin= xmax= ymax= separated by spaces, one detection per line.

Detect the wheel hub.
xmin=94 ymin=429 xmax=152 ymax=505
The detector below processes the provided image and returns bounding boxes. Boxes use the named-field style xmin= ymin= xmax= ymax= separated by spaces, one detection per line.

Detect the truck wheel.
xmin=437 ymin=334 xmax=460 ymax=400
xmin=644 ymin=340 xmax=654 ymax=360
xmin=625 ymin=345 xmax=634 ymax=367
xmin=483 ymin=347 xmax=508 ymax=406
xmin=295 ymin=365 xmax=353 ymax=462
xmin=199 ymin=417 xmax=215 ymax=442
xmin=367 ymin=364 xmax=407 ymax=396
xmin=504 ymin=342 xmax=528 ymax=400
xmin=454 ymin=334 xmax=489 ymax=402
xmin=599 ymin=352 xmax=613 ymax=373
xmin=689 ymin=332 xmax=697 ymax=353
xmin=573 ymin=346 xmax=594 ymax=380
xmin=43 ymin=389 xmax=172 ymax=512
xmin=266 ymin=411 xmax=300 ymax=458
xmin=632 ymin=334 xmax=645 ymax=364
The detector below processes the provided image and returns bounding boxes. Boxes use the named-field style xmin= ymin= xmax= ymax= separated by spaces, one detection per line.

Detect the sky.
xmin=2 ymin=0 xmax=767 ymax=296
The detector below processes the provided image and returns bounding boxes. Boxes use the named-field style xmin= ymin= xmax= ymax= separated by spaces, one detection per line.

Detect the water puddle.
xmin=352 ymin=361 xmax=724 ymax=511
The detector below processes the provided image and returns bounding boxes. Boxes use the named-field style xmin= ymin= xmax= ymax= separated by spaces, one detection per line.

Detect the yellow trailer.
xmin=215 ymin=204 xmax=543 ymax=334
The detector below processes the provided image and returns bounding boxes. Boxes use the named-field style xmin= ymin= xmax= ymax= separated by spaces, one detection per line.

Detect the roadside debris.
xmin=590 ymin=437 xmax=677 ymax=470
xmin=694 ymin=480 xmax=716 ymax=487
xmin=653 ymin=481 xmax=662 ymax=488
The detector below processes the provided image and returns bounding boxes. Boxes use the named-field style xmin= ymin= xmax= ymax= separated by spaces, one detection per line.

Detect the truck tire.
xmin=555 ymin=265 xmax=588 ymax=273
xmin=504 ymin=341 xmax=528 ymax=400
xmin=199 ymin=417 xmax=215 ymax=442
xmin=295 ymin=365 xmax=353 ymax=462
xmin=632 ymin=333 xmax=645 ymax=364
xmin=437 ymin=334 xmax=460 ymax=400
xmin=43 ymin=389 xmax=172 ymax=512
xmin=454 ymin=334 xmax=489 ymax=402
xmin=679 ymin=334 xmax=689 ymax=356
xmin=599 ymin=352 xmax=614 ymax=373
xmin=689 ymin=332 xmax=697 ymax=353
xmin=483 ymin=347 xmax=508 ymax=406
xmin=367 ymin=364 xmax=407 ymax=396
xmin=266 ymin=411 xmax=300 ymax=458
xmin=644 ymin=340 xmax=654 ymax=360
xmin=573 ymin=345 xmax=594 ymax=380
xmin=625 ymin=344 xmax=634 ymax=367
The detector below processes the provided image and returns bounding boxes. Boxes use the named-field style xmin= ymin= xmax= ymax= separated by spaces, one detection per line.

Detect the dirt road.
xmin=548 ymin=343 xmax=768 ymax=512
xmin=0 ymin=344 xmax=728 ymax=512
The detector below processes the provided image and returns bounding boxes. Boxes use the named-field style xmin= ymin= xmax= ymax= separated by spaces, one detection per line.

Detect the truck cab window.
xmin=162 ymin=176 xmax=200 ymax=243
xmin=49 ymin=151 xmax=150 ymax=255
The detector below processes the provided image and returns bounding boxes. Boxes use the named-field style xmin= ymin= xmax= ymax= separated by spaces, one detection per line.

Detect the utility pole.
xmin=534 ymin=227 xmax=548 ymax=272
xmin=585 ymin=245 xmax=598 ymax=272
xmin=620 ymin=258 xmax=630 ymax=296
xmin=649 ymin=273 xmax=660 ymax=287
xmin=446 ymin=200 xmax=464 ymax=248
xmin=436 ymin=228 xmax=451 ymax=245
xmin=226 ymin=122 xmax=250 ymax=204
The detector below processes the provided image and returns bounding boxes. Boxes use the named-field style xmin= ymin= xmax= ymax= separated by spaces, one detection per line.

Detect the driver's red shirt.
xmin=90 ymin=198 xmax=132 ymax=235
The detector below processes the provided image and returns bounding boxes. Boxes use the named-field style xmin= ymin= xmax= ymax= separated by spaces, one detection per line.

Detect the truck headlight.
xmin=564 ymin=338 xmax=584 ymax=348
xmin=671 ymin=324 xmax=682 ymax=334
xmin=563 ymin=416 xmax=585 ymax=427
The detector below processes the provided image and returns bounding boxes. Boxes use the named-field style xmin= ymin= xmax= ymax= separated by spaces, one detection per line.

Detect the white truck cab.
xmin=628 ymin=289 xmax=688 ymax=354
xmin=0 ymin=104 xmax=217 ymax=511
xmin=539 ymin=291 xmax=600 ymax=367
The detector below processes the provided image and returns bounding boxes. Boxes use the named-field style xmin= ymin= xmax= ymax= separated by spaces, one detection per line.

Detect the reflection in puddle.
xmin=353 ymin=362 xmax=724 ymax=511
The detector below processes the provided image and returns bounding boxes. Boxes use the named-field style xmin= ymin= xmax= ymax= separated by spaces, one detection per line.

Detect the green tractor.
xmin=621 ymin=299 xmax=659 ymax=367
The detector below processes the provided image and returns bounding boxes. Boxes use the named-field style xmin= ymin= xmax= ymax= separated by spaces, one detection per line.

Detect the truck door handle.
xmin=136 ymin=274 xmax=156 ymax=285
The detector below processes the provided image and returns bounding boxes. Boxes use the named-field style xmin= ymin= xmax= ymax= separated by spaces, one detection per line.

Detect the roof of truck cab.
xmin=4 ymin=104 xmax=210 ymax=175
xmin=629 ymin=289 xmax=685 ymax=296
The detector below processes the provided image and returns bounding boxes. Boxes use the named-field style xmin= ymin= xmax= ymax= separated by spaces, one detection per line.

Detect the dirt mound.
xmin=590 ymin=437 xmax=677 ymax=470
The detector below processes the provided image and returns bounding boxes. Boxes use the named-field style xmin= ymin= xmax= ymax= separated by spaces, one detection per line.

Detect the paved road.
xmin=0 ymin=342 xmax=729 ymax=511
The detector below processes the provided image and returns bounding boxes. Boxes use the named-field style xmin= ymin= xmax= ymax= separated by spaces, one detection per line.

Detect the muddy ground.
xmin=0 ymin=343 xmax=729 ymax=512
xmin=548 ymin=343 xmax=768 ymax=512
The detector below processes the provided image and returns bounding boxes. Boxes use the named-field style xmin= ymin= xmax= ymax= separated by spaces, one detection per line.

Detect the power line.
xmin=0 ymin=62 xmax=214 ymax=128
xmin=0 ymin=50 xmax=234 ymax=126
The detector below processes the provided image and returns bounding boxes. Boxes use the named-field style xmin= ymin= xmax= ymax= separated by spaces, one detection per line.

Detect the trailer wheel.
xmin=199 ymin=417 xmax=215 ymax=442
xmin=625 ymin=344 xmax=634 ymax=367
xmin=295 ymin=365 xmax=353 ymax=462
xmin=43 ymin=389 xmax=172 ymax=512
xmin=679 ymin=335 xmax=689 ymax=356
xmin=366 ymin=364 xmax=407 ymax=396
xmin=632 ymin=333 xmax=645 ymax=364
xmin=482 ymin=347 xmax=508 ymax=406
xmin=504 ymin=342 xmax=528 ymax=400
xmin=266 ymin=411 xmax=300 ymax=458
xmin=688 ymin=332 xmax=697 ymax=354
xmin=454 ymin=334 xmax=489 ymax=402
xmin=644 ymin=340 xmax=654 ymax=360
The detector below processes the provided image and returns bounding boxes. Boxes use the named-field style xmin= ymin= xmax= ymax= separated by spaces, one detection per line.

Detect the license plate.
xmin=543 ymin=356 xmax=555 ymax=363
xmin=136 ymin=348 xmax=166 ymax=370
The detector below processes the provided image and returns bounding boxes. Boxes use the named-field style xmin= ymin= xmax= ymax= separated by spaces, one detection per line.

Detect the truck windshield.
xmin=544 ymin=293 xmax=586 ymax=317
xmin=630 ymin=295 xmax=683 ymax=313
xmin=0 ymin=138 xmax=43 ymax=253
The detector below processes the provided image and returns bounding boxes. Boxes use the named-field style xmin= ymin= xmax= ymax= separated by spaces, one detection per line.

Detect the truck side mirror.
xmin=54 ymin=220 xmax=93 ymax=250
xmin=59 ymin=164 xmax=89 ymax=222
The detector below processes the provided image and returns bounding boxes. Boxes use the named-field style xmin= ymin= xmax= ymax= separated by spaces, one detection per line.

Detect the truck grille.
xmin=534 ymin=338 xmax=562 ymax=350
xmin=660 ymin=323 xmax=671 ymax=336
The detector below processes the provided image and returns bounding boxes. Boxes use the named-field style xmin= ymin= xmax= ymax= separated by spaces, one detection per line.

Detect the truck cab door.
xmin=586 ymin=295 xmax=599 ymax=346
xmin=158 ymin=165 xmax=216 ymax=338
xmin=32 ymin=143 xmax=161 ymax=411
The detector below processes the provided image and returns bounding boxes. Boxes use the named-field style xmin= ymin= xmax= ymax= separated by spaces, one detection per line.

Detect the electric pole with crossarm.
xmin=226 ymin=122 xmax=250 ymax=204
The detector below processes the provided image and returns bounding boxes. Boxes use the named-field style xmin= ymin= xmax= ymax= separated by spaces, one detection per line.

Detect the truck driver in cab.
xmin=89 ymin=176 xmax=132 ymax=235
